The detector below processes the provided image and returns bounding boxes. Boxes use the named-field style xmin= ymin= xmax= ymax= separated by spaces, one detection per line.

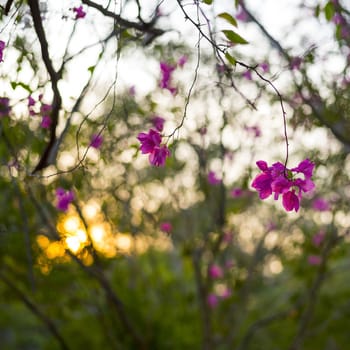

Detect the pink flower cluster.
xmin=332 ymin=9 xmax=350 ymax=40
xmin=307 ymin=230 xmax=326 ymax=266
xmin=0 ymin=97 xmax=11 ymax=118
xmin=229 ymin=187 xmax=251 ymax=198
xmin=208 ymin=264 xmax=223 ymax=279
xmin=290 ymin=56 xmax=303 ymax=70
xmin=28 ymin=95 xmax=53 ymax=129
xmin=207 ymin=171 xmax=221 ymax=185
xmin=159 ymin=56 xmax=187 ymax=95
xmin=308 ymin=255 xmax=322 ymax=266
xmin=251 ymin=159 xmax=315 ymax=212
xmin=160 ymin=221 xmax=172 ymax=234
xmin=0 ymin=40 xmax=5 ymax=62
xmin=56 ymin=188 xmax=74 ymax=212
xmin=312 ymin=197 xmax=330 ymax=211
xmin=90 ymin=133 xmax=103 ymax=149
xmin=73 ymin=5 xmax=86 ymax=19
xmin=207 ymin=287 xmax=232 ymax=308
xmin=137 ymin=116 xmax=170 ymax=167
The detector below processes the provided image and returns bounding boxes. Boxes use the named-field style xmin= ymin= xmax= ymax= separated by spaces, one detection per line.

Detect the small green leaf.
xmin=88 ymin=65 xmax=95 ymax=74
xmin=225 ymin=52 xmax=236 ymax=66
xmin=222 ymin=30 xmax=248 ymax=45
xmin=314 ymin=5 xmax=320 ymax=18
xmin=202 ymin=0 xmax=213 ymax=4
xmin=10 ymin=81 xmax=32 ymax=93
xmin=324 ymin=1 xmax=334 ymax=21
xmin=217 ymin=12 xmax=237 ymax=27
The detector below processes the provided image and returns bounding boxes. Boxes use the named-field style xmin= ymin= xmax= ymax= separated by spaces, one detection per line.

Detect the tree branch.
xmin=27 ymin=0 xmax=62 ymax=173
xmin=0 ymin=270 xmax=70 ymax=350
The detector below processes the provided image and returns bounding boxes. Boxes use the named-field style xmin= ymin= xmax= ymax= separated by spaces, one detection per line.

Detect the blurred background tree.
xmin=0 ymin=0 xmax=350 ymax=349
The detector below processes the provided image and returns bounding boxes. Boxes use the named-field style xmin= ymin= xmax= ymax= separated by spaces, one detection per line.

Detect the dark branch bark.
xmin=28 ymin=0 xmax=62 ymax=173
xmin=81 ymin=0 xmax=164 ymax=36
xmin=4 ymin=0 xmax=14 ymax=15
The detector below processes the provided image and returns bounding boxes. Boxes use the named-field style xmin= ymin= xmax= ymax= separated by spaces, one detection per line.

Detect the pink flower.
xmin=236 ymin=8 xmax=248 ymax=22
xmin=312 ymin=198 xmax=330 ymax=212
xmin=260 ymin=62 xmax=269 ymax=73
xmin=245 ymin=125 xmax=261 ymax=137
xmin=282 ymin=190 xmax=300 ymax=212
xmin=290 ymin=56 xmax=302 ymax=70
xmin=56 ymin=188 xmax=74 ymax=212
xmin=28 ymin=96 xmax=35 ymax=107
xmin=73 ymin=5 xmax=86 ymax=19
xmin=90 ymin=133 xmax=103 ymax=149
xmin=0 ymin=97 xmax=10 ymax=117
xmin=312 ymin=231 xmax=325 ymax=247
xmin=207 ymin=293 xmax=219 ymax=308
xmin=216 ymin=64 xmax=226 ymax=74
xmin=138 ymin=128 xmax=171 ymax=167
xmin=251 ymin=159 xmax=315 ymax=212
xmin=160 ymin=61 xmax=177 ymax=94
xmin=41 ymin=115 xmax=51 ymax=129
xmin=332 ymin=13 xmax=346 ymax=25
xmin=308 ymin=255 xmax=322 ymax=266
xmin=223 ymin=231 xmax=233 ymax=243
xmin=230 ymin=188 xmax=244 ymax=198
xmin=137 ymin=129 xmax=161 ymax=154
xmin=40 ymin=103 xmax=52 ymax=114
xmin=242 ymin=70 xmax=252 ymax=80
xmin=149 ymin=145 xmax=170 ymax=167
xmin=251 ymin=172 xmax=273 ymax=199
xmin=199 ymin=127 xmax=207 ymax=135
xmin=151 ymin=116 xmax=165 ymax=132
xmin=208 ymin=171 xmax=221 ymax=185
xmin=160 ymin=222 xmax=172 ymax=233
xmin=208 ymin=264 xmax=223 ymax=279
xmin=292 ymin=159 xmax=315 ymax=179
xmin=178 ymin=55 xmax=188 ymax=68
xmin=0 ymin=40 xmax=5 ymax=62
xmin=340 ymin=27 xmax=350 ymax=39
xmin=129 ymin=85 xmax=136 ymax=96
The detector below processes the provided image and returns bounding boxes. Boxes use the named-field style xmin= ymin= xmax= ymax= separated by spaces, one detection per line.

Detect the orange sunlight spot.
xmin=36 ymin=235 xmax=50 ymax=249
xmin=45 ymin=241 xmax=65 ymax=259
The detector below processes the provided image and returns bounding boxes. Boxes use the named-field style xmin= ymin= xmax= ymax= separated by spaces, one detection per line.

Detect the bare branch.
xmin=27 ymin=0 xmax=62 ymax=173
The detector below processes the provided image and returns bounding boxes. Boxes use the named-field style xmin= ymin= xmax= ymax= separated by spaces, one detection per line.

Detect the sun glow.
xmin=36 ymin=201 xmax=173 ymax=274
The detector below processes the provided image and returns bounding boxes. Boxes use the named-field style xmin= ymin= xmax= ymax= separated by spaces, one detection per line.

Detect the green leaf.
xmin=314 ymin=5 xmax=320 ymax=18
xmin=10 ymin=81 xmax=32 ymax=93
xmin=202 ymin=0 xmax=213 ymax=4
xmin=222 ymin=30 xmax=248 ymax=45
xmin=225 ymin=52 xmax=236 ymax=66
xmin=324 ymin=1 xmax=334 ymax=21
xmin=88 ymin=65 xmax=95 ymax=74
xmin=217 ymin=12 xmax=238 ymax=27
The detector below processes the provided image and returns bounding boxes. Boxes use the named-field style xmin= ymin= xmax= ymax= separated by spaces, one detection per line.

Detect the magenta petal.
xmin=282 ymin=190 xmax=299 ymax=212
xmin=251 ymin=172 xmax=273 ymax=199
xmin=292 ymin=159 xmax=314 ymax=179
xmin=149 ymin=145 xmax=170 ymax=167
xmin=256 ymin=160 xmax=268 ymax=171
